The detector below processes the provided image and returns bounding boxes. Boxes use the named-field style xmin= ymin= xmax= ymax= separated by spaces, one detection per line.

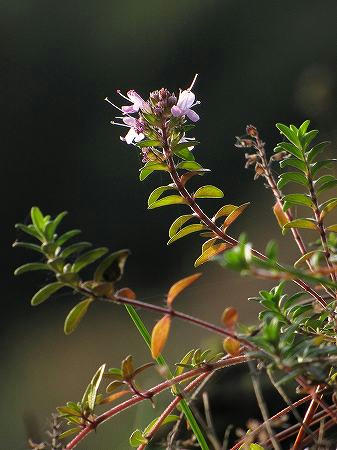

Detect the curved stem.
xmin=65 ymin=355 xmax=249 ymax=449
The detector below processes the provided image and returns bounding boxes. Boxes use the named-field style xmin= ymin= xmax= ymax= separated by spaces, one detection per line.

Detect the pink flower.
xmin=120 ymin=90 xmax=151 ymax=114
xmin=121 ymin=117 xmax=145 ymax=144
xmin=171 ymin=90 xmax=200 ymax=122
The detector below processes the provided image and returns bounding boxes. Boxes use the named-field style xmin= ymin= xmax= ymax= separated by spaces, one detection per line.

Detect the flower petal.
xmin=171 ymin=105 xmax=183 ymax=117
xmin=123 ymin=117 xmax=137 ymax=127
xmin=124 ymin=128 xmax=138 ymax=144
xmin=186 ymin=109 xmax=200 ymax=122
xmin=121 ymin=105 xmax=138 ymax=114
xmin=177 ymin=90 xmax=195 ymax=110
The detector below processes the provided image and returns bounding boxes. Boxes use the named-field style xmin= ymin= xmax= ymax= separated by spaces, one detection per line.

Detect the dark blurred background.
xmin=2 ymin=1 xmax=337 ymax=448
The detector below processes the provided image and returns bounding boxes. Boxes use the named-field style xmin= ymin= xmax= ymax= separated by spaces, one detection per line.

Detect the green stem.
xmin=124 ymin=304 xmax=210 ymax=450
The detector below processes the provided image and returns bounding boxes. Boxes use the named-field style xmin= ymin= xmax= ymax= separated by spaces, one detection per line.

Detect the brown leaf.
xmin=223 ymin=337 xmax=240 ymax=356
xmin=273 ymin=201 xmax=289 ymax=228
xmin=116 ymin=287 xmax=136 ymax=299
xmin=167 ymin=273 xmax=202 ymax=306
xmin=151 ymin=315 xmax=171 ymax=359
xmin=194 ymin=243 xmax=229 ymax=267
xmin=121 ymin=355 xmax=134 ymax=379
xmin=224 ymin=203 xmax=250 ymax=229
xmin=221 ymin=307 xmax=238 ymax=328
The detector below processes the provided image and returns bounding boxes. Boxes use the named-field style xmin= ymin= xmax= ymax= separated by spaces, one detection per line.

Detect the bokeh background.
xmin=2 ymin=1 xmax=337 ymax=448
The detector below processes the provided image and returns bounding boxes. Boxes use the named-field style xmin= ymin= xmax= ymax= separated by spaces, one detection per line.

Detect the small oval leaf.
xmin=151 ymin=315 xmax=171 ymax=358
xmin=194 ymin=185 xmax=224 ymax=199
xmin=31 ymin=282 xmax=65 ymax=306
xmin=169 ymin=214 xmax=194 ymax=238
xmin=167 ymin=224 xmax=206 ymax=245
xmin=283 ymin=219 xmax=318 ymax=231
xmin=64 ymin=298 xmax=93 ymax=335
xmin=14 ymin=262 xmax=51 ymax=276
xmin=72 ymin=247 xmax=108 ymax=273
xmin=148 ymin=195 xmax=187 ymax=209
xmin=224 ymin=203 xmax=250 ymax=229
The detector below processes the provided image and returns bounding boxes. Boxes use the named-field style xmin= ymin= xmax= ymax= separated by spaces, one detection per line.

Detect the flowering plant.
xmin=16 ymin=77 xmax=337 ymax=450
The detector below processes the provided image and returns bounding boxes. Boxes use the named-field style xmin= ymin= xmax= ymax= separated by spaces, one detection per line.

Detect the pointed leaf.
xmin=87 ymin=364 xmax=106 ymax=412
xmin=176 ymin=161 xmax=210 ymax=172
xmin=167 ymin=224 xmax=206 ymax=244
xmin=311 ymin=159 xmax=337 ymax=177
xmin=224 ymin=203 xmax=250 ymax=228
xmin=282 ymin=194 xmax=314 ymax=210
xmin=12 ymin=241 xmax=43 ymax=253
xmin=167 ymin=273 xmax=202 ymax=306
xmin=202 ymin=238 xmax=218 ymax=252
xmin=100 ymin=390 xmax=129 ymax=404
xmin=294 ymin=251 xmax=322 ymax=268
xmin=276 ymin=123 xmax=301 ymax=148
xmin=320 ymin=198 xmax=337 ymax=219
xmin=194 ymin=243 xmax=228 ymax=267
xmin=72 ymin=247 xmax=108 ymax=273
xmin=31 ymin=282 xmax=64 ymax=306
xmin=139 ymin=162 xmax=168 ymax=181
xmin=148 ymin=195 xmax=187 ymax=209
xmin=121 ymin=355 xmax=134 ymax=379
xmin=137 ymin=139 xmax=161 ymax=147
xmin=60 ymin=242 xmax=92 ymax=259
xmin=64 ymin=298 xmax=93 ymax=335
xmin=194 ymin=185 xmax=224 ymax=199
xmin=15 ymin=223 xmax=42 ymax=241
xmin=283 ymin=219 xmax=318 ymax=231
xmin=298 ymin=119 xmax=310 ymax=136
xmin=317 ymin=179 xmax=337 ymax=194
xmin=327 ymin=225 xmax=337 ymax=233
xmin=144 ymin=415 xmax=180 ymax=435
xmin=30 ymin=206 xmax=45 ymax=233
xmin=302 ymin=129 xmax=318 ymax=150
xmin=277 ymin=172 xmax=308 ymax=189
xmin=307 ymin=141 xmax=330 ymax=163
xmin=213 ymin=204 xmax=238 ymax=221
xmin=14 ymin=262 xmax=51 ymax=276
xmin=56 ymin=229 xmax=82 ymax=246
xmin=148 ymin=186 xmax=175 ymax=206
xmin=129 ymin=429 xmax=148 ymax=447
xmin=180 ymin=171 xmax=204 ymax=186
xmin=221 ymin=307 xmax=238 ymax=328
xmin=59 ymin=427 xmax=81 ymax=440
xmin=175 ymin=349 xmax=194 ymax=376
xmin=173 ymin=147 xmax=195 ymax=161
xmin=45 ymin=211 xmax=68 ymax=240
xmin=280 ymin=157 xmax=307 ymax=172
xmin=169 ymin=214 xmax=194 ymax=238
xmin=273 ymin=202 xmax=289 ymax=229
xmin=151 ymin=315 xmax=171 ymax=358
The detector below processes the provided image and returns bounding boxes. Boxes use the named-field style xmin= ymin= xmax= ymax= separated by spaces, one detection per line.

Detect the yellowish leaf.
xmin=100 ymin=390 xmax=130 ymax=404
xmin=167 ymin=273 xmax=202 ymax=306
xmin=151 ymin=315 xmax=171 ymax=358
xmin=194 ymin=243 xmax=229 ymax=267
xmin=221 ymin=307 xmax=238 ymax=328
xmin=224 ymin=203 xmax=250 ymax=229
xmin=223 ymin=337 xmax=240 ymax=356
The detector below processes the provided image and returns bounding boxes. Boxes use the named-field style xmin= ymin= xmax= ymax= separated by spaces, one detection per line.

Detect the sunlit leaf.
xmin=175 ymin=349 xmax=194 ymax=376
xmin=280 ymin=157 xmax=307 ymax=172
xmin=180 ymin=171 xmax=204 ymax=186
xmin=56 ymin=229 xmax=82 ymax=246
xmin=194 ymin=185 xmax=224 ymax=199
xmin=277 ymin=172 xmax=308 ymax=189
xmin=45 ymin=211 xmax=68 ymax=240
xmin=320 ymin=198 xmax=337 ymax=219
xmin=176 ymin=161 xmax=210 ymax=172
xmin=31 ymin=282 xmax=65 ymax=306
xmin=307 ymin=141 xmax=330 ymax=163
xmin=94 ymin=249 xmax=130 ymax=282
xmin=276 ymin=123 xmax=301 ymax=149
xmin=194 ymin=243 xmax=228 ymax=267
xmin=167 ymin=224 xmax=206 ymax=245
xmin=129 ymin=429 xmax=148 ymax=447
xmin=222 ymin=307 xmax=238 ymax=328
xmin=139 ymin=162 xmax=168 ymax=181
xmin=100 ymin=390 xmax=129 ymax=404
xmin=311 ymin=159 xmax=337 ymax=177
xmin=15 ymin=223 xmax=42 ymax=241
xmin=12 ymin=241 xmax=43 ymax=253
xmin=148 ymin=186 xmax=175 ymax=206
xmin=30 ymin=206 xmax=45 ymax=234
xmin=317 ymin=179 xmax=337 ymax=194
xmin=167 ymin=273 xmax=202 ymax=306
xmin=283 ymin=218 xmax=318 ymax=231
xmin=59 ymin=427 xmax=81 ymax=440
xmin=212 ymin=204 xmax=237 ymax=221
xmin=64 ymin=298 xmax=94 ymax=335
xmin=137 ymin=139 xmax=161 ymax=147
xmin=282 ymin=194 xmax=314 ymax=211
xmin=273 ymin=202 xmax=289 ymax=229
xmin=148 ymin=195 xmax=187 ymax=209
xmin=81 ymin=364 xmax=106 ymax=412
xmin=294 ymin=251 xmax=322 ymax=268
xmin=143 ymin=414 xmax=180 ymax=435
xmin=151 ymin=314 xmax=171 ymax=358
xmin=169 ymin=214 xmax=194 ymax=238
xmin=327 ymin=225 xmax=337 ymax=233
xmin=224 ymin=203 xmax=250 ymax=229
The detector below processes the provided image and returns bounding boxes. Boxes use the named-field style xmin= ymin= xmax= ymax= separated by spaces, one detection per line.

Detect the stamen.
xmin=105 ymin=97 xmax=123 ymax=112
xmin=110 ymin=121 xmax=129 ymax=128
xmin=187 ymin=73 xmax=198 ymax=91
xmin=116 ymin=90 xmax=131 ymax=101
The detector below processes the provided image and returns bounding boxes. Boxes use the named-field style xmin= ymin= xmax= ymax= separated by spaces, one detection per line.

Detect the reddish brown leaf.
xmin=273 ymin=201 xmax=289 ymax=228
xmin=221 ymin=307 xmax=238 ymax=328
xmin=151 ymin=315 xmax=171 ymax=358
xmin=100 ymin=390 xmax=130 ymax=404
xmin=223 ymin=337 xmax=240 ymax=356
xmin=116 ymin=287 xmax=136 ymax=299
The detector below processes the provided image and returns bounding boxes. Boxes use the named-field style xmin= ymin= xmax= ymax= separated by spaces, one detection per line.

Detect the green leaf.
xmin=311 ymin=159 xmax=337 ymax=177
xmin=139 ymin=162 xmax=168 ymax=181
xmin=45 ymin=211 xmax=68 ymax=240
xmin=64 ymin=298 xmax=93 ymax=335
xmin=56 ymin=229 xmax=82 ymax=246
xmin=72 ymin=247 xmax=108 ymax=273
xmin=277 ymin=172 xmax=308 ymax=189
xmin=176 ymin=161 xmax=209 ymax=172
xmin=59 ymin=427 xmax=81 ymax=440
xmin=172 ymin=140 xmax=198 ymax=152
xmin=31 ymin=282 xmax=65 ymax=306
xmin=167 ymin=224 xmax=206 ymax=245
xmin=148 ymin=195 xmax=187 ymax=209
xmin=15 ymin=223 xmax=43 ymax=241
xmin=12 ymin=241 xmax=43 ymax=253
xmin=212 ymin=204 xmax=237 ymax=221
xmin=143 ymin=415 xmax=179 ymax=435
xmin=129 ymin=429 xmax=148 ymax=447
xmin=275 ymin=123 xmax=301 ymax=148
xmin=175 ymin=349 xmax=194 ymax=376
xmin=314 ymin=174 xmax=336 ymax=187
xmin=194 ymin=185 xmax=224 ymax=199
xmin=137 ymin=139 xmax=161 ymax=147
xmin=30 ymin=206 xmax=45 ymax=233
xmin=94 ymin=249 xmax=130 ymax=282
xmin=303 ymin=129 xmax=319 ymax=150
xmin=326 ymin=225 xmax=337 ymax=233
xmin=320 ymin=198 xmax=337 ymax=219
xmin=317 ymin=179 xmax=337 ymax=194
xmin=173 ymin=147 xmax=195 ymax=161
xmin=14 ymin=262 xmax=51 ymax=276
xmin=60 ymin=242 xmax=92 ymax=259
xmin=294 ymin=251 xmax=321 ymax=268
xmin=283 ymin=218 xmax=317 ymax=231
xmin=307 ymin=141 xmax=330 ymax=163
xmin=274 ymin=142 xmax=303 ymax=160
xmin=282 ymin=194 xmax=314 ymax=211
xmin=169 ymin=214 xmax=194 ymax=238
xmin=298 ymin=119 xmax=310 ymax=136
xmin=85 ymin=364 xmax=106 ymax=412
xmin=280 ymin=157 xmax=307 ymax=172
xmin=148 ymin=186 xmax=175 ymax=206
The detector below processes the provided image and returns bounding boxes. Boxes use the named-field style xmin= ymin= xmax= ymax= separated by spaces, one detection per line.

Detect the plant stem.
xmin=124 ymin=304 xmax=210 ymax=450
xmin=160 ymin=122 xmax=328 ymax=310
xmin=65 ymin=355 xmax=249 ymax=449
